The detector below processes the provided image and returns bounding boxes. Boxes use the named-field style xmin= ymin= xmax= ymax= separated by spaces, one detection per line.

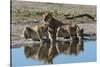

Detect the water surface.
xmin=11 ymin=40 xmax=96 ymax=67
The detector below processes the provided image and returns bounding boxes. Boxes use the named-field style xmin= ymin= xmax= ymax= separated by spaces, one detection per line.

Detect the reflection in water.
xmin=24 ymin=40 xmax=84 ymax=64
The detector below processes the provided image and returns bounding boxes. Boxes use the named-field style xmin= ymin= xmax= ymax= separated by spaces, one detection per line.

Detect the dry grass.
xmin=11 ymin=0 xmax=96 ymax=21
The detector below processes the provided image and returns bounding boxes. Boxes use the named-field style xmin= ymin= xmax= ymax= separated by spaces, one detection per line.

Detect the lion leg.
xmin=69 ymin=32 xmax=73 ymax=40
xmin=77 ymin=32 xmax=81 ymax=40
xmin=48 ymin=31 xmax=56 ymax=42
xmin=45 ymin=30 xmax=49 ymax=40
xmin=48 ymin=31 xmax=53 ymax=43
xmin=56 ymin=27 xmax=60 ymax=37
xmin=53 ymin=34 xmax=56 ymax=42
xmin=77 ymin=29 xmax=84 ymax=40
xmin=67 ymin=28 xmax=73 ymax=40
xmin=36 ymin=30 xmax=43 ymax=42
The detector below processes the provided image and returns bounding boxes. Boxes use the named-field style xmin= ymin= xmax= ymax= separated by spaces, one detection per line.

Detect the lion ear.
xmin=43 ymin=12 xmax=48 ymax=16
xmin=42 ymin=12 xmax=48 ymax=19
xmin=42 ymin=14 xmax=45 ymax=17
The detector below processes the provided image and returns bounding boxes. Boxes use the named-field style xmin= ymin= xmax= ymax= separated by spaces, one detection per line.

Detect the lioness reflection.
xmin=24 ymin=40 xmax=83 ymax=64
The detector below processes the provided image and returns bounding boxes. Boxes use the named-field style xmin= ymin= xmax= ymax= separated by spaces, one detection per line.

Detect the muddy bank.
xmin=11 ymin=37 xmax=96 ymax=48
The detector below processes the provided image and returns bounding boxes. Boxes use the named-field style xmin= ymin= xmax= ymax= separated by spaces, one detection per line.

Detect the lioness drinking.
xmin=23 ymin=22 xmax=49 ymax=42
xmin=43 ymin=13 xmax=71 ymax=42
xmin=56 ymin=24 xmax=84 ymax=40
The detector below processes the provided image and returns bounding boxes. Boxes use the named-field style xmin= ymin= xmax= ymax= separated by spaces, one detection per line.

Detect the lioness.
xmin=56 ymin=24 xmax=84 ymax=40
xmin=43 ymin=13 xmax=71 ymax=42
xmin=23 ymin=22 xmax=49 ymax=42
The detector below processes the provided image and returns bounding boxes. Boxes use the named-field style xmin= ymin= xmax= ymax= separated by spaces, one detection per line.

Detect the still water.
xmin=11 ymin=40 xmax=96 ymax=67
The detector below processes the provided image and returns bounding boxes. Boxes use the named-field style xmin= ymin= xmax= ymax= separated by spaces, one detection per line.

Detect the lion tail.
xmin=11 ymin=34 xmax=24 ymax=38
xmin=20 ymin=35 xmax=24 ymax=38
